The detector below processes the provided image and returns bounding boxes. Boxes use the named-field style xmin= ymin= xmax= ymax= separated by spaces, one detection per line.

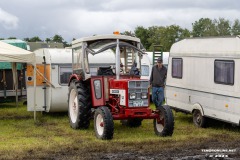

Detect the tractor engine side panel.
xmin=90 ymin=77 xmax=105 ymax=107
xmin=109 ymin=79 xmax=129 ymax=107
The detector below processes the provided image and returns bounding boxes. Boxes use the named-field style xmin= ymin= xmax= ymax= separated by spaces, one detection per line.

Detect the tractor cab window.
xmin=84 ymin=51 xmax=90 ymax=74
xmin=86 ymin=39 xmax=143 ymax=76
xmin=72 ymin=46 xmax=82 ymax=70
xmin=128 ymin=49 xmax=141 ymax=76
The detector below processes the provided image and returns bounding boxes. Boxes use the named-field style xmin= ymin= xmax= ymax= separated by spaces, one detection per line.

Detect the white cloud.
xmin=0 ymin=8 xmax=19 ymax=29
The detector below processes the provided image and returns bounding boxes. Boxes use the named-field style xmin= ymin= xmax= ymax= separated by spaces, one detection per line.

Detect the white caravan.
xmin=27 ymin=48 xmax=73 ymax=112
xmin=27 ymin=48 xmax=150 ymax=112
xmin=27 ymin=48 xmax=117 ymax=112
xmin=165 ymin=36 xmax=240 ymax=127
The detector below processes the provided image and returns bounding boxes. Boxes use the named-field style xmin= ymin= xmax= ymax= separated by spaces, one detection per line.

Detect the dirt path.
xmin=45 ymin=139 xmax=240 ymax=160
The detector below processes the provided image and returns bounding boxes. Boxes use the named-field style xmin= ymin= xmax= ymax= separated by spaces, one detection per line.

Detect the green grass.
xmin=0 ymin=102 xmax=239 ymax=159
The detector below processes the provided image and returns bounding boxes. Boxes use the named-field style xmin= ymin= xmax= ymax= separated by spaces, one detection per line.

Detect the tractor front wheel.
xmin=94 ymin=106 xmax=114 ymax=140
xmin=154 ymin=105 xmax=174 ymax=136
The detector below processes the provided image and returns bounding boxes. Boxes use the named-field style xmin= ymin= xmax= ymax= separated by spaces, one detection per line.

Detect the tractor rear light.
xmin=129 ymin=93 xmax=136 ymax=100
xmin=141 ymin=92 xmax=148 ymax=99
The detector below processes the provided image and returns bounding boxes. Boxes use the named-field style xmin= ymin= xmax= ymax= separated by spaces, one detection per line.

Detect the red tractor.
xmin=68 ymin=34 xmax=174 ymax=139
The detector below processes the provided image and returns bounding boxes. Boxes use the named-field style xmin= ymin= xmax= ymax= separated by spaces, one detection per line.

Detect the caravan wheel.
xmin=193 ymin=110 xmax=206 ymax=128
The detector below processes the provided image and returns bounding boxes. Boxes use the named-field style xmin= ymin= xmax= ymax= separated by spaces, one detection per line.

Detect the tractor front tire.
xmin=94 ymin=106 xmax=114 ymax=140
xmin=68 ymin=80 xmax=91 ymax=129
xmin=154 ymin=105 xmax=174 ymax=136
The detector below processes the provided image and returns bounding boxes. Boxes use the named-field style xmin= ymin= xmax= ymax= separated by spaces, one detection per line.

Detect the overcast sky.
xmin=0 ymin=0 xmax=239 ymax=42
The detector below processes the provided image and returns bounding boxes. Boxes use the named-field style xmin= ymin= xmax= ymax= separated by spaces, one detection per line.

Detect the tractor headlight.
xmin=141 ymin=92 xmax=148 ymax=99
xmin=94 ymin=80 xmax=102 ymax=99
xmin=129 ymin=93 xmax=136 ymax=100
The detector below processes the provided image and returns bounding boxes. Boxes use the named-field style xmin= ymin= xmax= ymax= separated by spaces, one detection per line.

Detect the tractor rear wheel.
xmin=68 ymin=80 xmax=91 ymax=129
xmin=154 ymin=105 xmax=174 ymax=136
xmin=94 ymin=106 xmax=114 ymax=140
xmin=120 ymin=118 xmax=143 ymax=127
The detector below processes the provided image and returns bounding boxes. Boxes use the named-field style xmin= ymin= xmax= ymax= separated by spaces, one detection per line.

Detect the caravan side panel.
xmin=166 ymin=42 xmax=240 ymax=126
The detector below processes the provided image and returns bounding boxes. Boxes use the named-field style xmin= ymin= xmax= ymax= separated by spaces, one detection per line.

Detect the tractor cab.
xmin=71 ymin=34 xmax=144 ymax=80
xmin=68 ymin=34 xmax=174 ymax=140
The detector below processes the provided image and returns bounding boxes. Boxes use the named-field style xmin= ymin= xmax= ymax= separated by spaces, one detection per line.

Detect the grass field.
xmin=0 ymin=101 xmax=239 ymax=159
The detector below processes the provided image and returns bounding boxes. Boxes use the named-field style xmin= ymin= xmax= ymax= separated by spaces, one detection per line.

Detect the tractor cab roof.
xmin=72 ymin=34 xmax=140 ymax=46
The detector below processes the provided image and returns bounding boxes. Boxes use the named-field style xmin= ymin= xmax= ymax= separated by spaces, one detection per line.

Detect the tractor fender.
xmin=192 ymin=103 xmax=204 ymax=116
xmin=68 ymin=74 xmax=82 ymax=86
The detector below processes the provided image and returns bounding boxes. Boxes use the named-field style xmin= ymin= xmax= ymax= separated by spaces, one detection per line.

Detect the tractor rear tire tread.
xmin=68 ymin=80 xmax=91 ymax=129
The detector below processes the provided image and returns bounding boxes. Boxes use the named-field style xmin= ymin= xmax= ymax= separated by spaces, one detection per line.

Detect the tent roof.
xmin=1 ymin=39 xmax=27 ymax=50
xmin=0 ymin=41 xmax=35 ymax=63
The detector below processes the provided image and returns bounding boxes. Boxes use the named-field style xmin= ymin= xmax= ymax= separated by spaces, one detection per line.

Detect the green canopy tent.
xmin=0 ymin=40 xmax=37 ymax=120
xmin=0 ymin=40 xmax=28 ymax=100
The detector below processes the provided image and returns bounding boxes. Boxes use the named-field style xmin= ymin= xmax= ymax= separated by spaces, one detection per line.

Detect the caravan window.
xmin=172 ymin=58 xmax=182 ymax=78
xmin=214 ymin=60 xmax=234 ymax=85
xmin=141 ymin=65 xmax=149 ymax=76
xmin=59 ymin=66 xmax=72 ymax=85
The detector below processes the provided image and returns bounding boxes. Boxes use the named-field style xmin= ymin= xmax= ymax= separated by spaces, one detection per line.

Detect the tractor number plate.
xmin=133 ymin=100 xmax=143 ymax=107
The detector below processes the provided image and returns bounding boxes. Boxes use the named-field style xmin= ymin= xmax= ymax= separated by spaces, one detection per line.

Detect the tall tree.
xmin=192 ymin=18 xmax=218 ymax=37
xmin=135 ymin=25 xmax=190 ymax=51
xmin=160 ymin=25 xmax=190 ymax=51
xmin=121 ymin=31 xmax=135 ymax=37
xmin=134 ymin=26 xmax=150 ymax=50
xmin=23 ymin=38 xmax=30 ymax=42
xmin=45 ymin=38 xmax=51 ymax=43
xmin=147 ymin=26 xmax=164 ymax=51
xmin=29 ymin=36 xmax=42 ymax=42
xmin=215 ymin=18 xmax=231 ymax=36
xmin=232 ymin=19 xmax=240 ymax=35
xmin=52 ymin=34 xmax=64 ymax=43
xmin=8 ymin=37 xmax=17 ymax=39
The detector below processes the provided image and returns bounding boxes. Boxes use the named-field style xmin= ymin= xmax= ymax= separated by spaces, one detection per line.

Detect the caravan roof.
xmin=170 ymin=36 xmax=240 ymax=58
xmin=34 ymin=48 xmax=72 ymax=64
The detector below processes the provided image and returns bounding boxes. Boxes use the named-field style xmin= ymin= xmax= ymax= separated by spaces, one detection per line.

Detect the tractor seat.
xmin=97 ymin=66 xmax=114 ymax=75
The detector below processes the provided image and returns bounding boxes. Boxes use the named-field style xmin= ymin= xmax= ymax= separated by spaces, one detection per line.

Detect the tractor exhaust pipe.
xmin=116 ymin=39 xmax=120 ymax=80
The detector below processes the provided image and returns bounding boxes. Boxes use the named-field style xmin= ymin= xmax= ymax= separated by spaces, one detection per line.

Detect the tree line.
xmin=130 ymin=18 xmax=240 ymax=51
xmin=1 ymin=18 xmax=240 ymax=51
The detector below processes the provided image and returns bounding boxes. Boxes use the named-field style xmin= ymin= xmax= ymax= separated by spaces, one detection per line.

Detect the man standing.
xmin=150 ymin=57 xmax=167 ymax=108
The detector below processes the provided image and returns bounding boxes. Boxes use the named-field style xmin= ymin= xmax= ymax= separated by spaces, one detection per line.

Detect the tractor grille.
xmin=128 ymin=80 xmax=149 ymax=107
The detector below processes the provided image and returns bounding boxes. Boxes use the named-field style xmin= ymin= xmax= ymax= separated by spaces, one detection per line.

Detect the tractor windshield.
xmin=86 ymin=39 xmax=144 ymax=76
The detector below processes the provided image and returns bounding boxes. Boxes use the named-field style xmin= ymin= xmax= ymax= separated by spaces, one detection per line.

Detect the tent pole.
xmin=33 ymin=63 xmax=37 ymax=122
xmin=16 ymin=64 xmax=18 ymax=108
xmin=12 ymin=62 xmax=18 ymax=107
